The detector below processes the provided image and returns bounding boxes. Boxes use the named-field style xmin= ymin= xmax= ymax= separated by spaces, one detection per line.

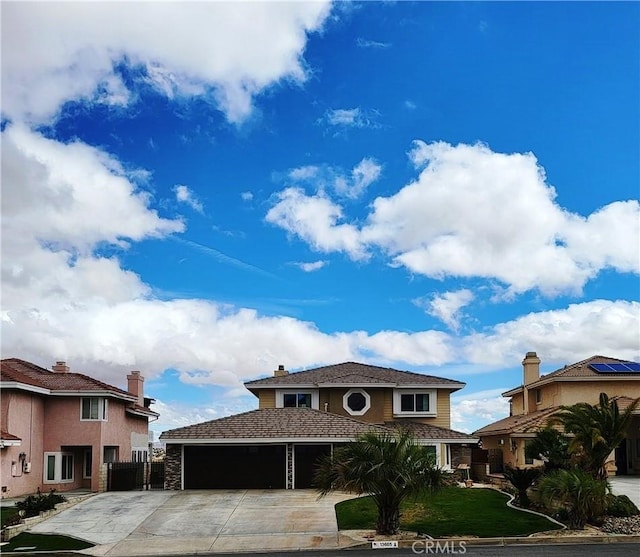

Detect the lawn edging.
xmin=492 ymin=486 xmax=567 ymax=530
xmin=1 ymin=493 xmax=95 ymax=542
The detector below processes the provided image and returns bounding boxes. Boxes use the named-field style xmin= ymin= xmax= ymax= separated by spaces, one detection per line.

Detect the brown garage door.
xmin=294 ymin=444 xmax=331 ymax=489
xmin=184 ymin=445 xmax=285 ymax=489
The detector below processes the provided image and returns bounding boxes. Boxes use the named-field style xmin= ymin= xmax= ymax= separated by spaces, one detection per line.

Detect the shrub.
xmin=15 ymin=489 xmax=66 ymax=518
xmin=537 ymin=468 xmax=609 ymax=529
xmin=502 ymin=465 xmax=542 ymax=507
xmin=606 ymin=494 xmax=640 ymax=517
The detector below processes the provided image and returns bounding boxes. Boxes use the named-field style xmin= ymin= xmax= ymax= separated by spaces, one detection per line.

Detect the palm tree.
xmin=524 ymin=427 xmax=571 ymax=472
xmin=314 ymin=430 xmax=443 ymax=535
xmin=502 ymin=465 xmax=542 ymax=507
xmin=553 ymin=393 xmax=639 ymax=480
xmin=537 ymin=468 xmax=610 ymax=529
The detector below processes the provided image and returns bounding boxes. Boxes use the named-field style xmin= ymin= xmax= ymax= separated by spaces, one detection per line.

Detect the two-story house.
xmin=474 ymin=352 xmax=640 ymax=475
xmin=160 ymin=361 xmax=478 ymax=490
xmin=0 ymin=358 xmax=158 ymax=498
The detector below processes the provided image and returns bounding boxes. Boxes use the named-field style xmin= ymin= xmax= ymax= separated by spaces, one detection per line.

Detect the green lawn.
xmin=0 ymin=532 xmax=94 ymax=552
xmin=1 ymin=507 xmax=19 ymax=528
xmin=335 ymin=487 xmax=563 ymax=538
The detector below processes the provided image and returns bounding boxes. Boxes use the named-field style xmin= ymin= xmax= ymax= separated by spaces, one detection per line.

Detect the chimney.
xmin=52 ymin=361 xmax=70 ymax=373
xmin=274 ymin=364 xmax=289 ymax=378
xmin=127 ymin=370 xmax=145 ymax=406
xmin=523 ymin=352 xmax=541 ymax=386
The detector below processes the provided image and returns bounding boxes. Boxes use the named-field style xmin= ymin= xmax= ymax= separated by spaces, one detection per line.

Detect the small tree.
xmin=314 ymin=430 xmax=443 ymax=535
xmin=524 ymin=427 xmax=570 ymax=472
xmin=553 ymin=393 xmax=639 ymax=480
xmin=537 ymin=468 xmax=610 ymax=529
xmin=502 ymin=465 xmax=542 ymax=507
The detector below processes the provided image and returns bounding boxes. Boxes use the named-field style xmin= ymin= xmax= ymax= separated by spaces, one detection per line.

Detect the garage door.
xmin=184 ymin=445 xmax=285 ymax=489
xmin=293 ymin=445 xmax=331 ymax=489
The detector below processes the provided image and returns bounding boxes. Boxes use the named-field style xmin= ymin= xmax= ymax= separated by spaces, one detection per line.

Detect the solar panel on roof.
xmin=590 ymin=362 xmax=640 ymax=373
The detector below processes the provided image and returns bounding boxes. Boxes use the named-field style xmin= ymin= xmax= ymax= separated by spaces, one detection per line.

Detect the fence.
xmin=106 ymin=461 xmax=165 ymax=491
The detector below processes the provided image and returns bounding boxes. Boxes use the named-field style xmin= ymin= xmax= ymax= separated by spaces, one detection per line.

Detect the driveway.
xmin=609 ymin=476 xmax=640 ymax=508
xmin=30 ymin=490 xmax=354 ymax=555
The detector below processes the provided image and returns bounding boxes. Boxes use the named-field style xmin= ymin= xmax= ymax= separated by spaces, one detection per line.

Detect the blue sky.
xmin=2 ymin=1 xmax=638 ymax=438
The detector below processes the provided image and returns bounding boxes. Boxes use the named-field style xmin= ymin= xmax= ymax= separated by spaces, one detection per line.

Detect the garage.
xmin=293 ymin=444 xmax=331 ymax=488
xmin=184 ymin=445 xmax=285 ymax=489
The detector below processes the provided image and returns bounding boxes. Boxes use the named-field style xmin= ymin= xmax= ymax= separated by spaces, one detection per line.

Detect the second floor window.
xmin=283 ymin=393 xmax=312 ymax=408
xmin=81 ymin=397 xmax=108 ymax=421
xmin=393 ymin=389 xmax=436 ymax=416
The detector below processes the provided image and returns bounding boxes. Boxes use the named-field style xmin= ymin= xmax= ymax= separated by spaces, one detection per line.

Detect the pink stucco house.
xmin=0 ymin=358 xmax=158 ymax=498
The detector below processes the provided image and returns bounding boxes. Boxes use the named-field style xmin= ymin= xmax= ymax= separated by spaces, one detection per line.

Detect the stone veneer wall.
xmin=165 ymin=445 xmax=182 ymax=490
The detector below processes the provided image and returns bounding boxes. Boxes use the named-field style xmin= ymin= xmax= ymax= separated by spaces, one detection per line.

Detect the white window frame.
xmin=343 ymin=388 xmax=371 ymax=416
xmin=80 ymin=397 xmax=108 ymax=421
xmin=275 ymin=390 xmax=319 ymax=409
xmin=393 ymin=389 xmax=437 ymax=417
xmin=43 ymin=452 xmax=74 ymax=484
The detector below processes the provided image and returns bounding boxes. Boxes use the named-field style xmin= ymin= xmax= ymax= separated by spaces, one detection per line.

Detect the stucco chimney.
xmin=52 ymin=361 xmax=70 ymax=373
xmin=127 ymin=370 xmax=144 ymax=406
xmin=274 ymin=364 xmax=289 ymax=377
xmin=523 ymin=352 xmax=541 ymax=386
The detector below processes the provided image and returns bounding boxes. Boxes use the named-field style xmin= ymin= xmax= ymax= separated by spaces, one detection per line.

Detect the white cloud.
xmin=322 ymin=107 xmax=381 ymax=129
xmin=1 ymin=1 xmax=332 ymax=124
xmin=173 ymin=185 xmax=204 ymax=213
xmin=463 ymin=299 xmax=640 ymax=365
xmin=294 ymin=261 xmax=328 ymax=272
xmin=287 ymin=158 xmax=382 ymax=200
xmin=451 ymin=391 xmax=510 ymax=433
xmin=414 ymin=289 xmax=475 ymax=332
xmin=356 ymin=37 xmax=391 ymax=49
xmin=269 ymin=141 xmax=640 ymax=297
xmin=265 ymin=187 xmax=367 ymax=259
xmin=241 ymin=191 xmax=254 ymax=201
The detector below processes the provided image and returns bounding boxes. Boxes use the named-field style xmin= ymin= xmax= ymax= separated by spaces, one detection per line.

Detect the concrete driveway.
xmin=30 ymin=490 xmax=354 ymax=555
xmin=609 ymin=476 xmax=640 ymax=508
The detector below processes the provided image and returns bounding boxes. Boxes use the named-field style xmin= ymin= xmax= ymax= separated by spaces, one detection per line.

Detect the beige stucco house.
xmin=474 ymin=352 xmax=640 ymax=475
xmin=160 ymin=361 xmax=478 ymax=490
xmin=0 ymin=358 xmax=158 ymax=498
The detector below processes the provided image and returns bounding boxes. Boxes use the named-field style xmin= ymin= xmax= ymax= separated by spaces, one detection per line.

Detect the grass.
xmin=0 ymin=532 xmax=94 ymax=552
xmin=335 ymin=487 xmax=563 ymax=538
xmin=1 ymin=507 xmax=19 ymax=528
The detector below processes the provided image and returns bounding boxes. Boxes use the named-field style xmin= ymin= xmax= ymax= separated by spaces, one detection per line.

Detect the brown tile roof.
xmin=160 ymin=408 xmax=390 ymax=441
xmin=504 ymin=355 xmax=640 ymax=395
xmin=245 ymin=362 xmax=464 ymax=390
xmin=386 ymin=420 xmax=478 ymax=441
xmin=0 ymin=430 xmax=22 ymax=441
xmin=160 ymin=408 xmax=479 ymax=444
xmin=1 ymin=358 xmax=134 ymax=399
xmin=473 ymin=407 xmax=560 ymax=437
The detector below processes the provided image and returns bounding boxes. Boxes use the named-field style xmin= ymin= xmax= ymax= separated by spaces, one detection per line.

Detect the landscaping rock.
xmin=601 ymin=516 xmax=640 ymax=535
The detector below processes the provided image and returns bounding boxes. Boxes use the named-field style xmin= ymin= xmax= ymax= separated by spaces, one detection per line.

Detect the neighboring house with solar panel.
xmin=0 ymin=358 xmax=158 ymax=498
xmin=160 ymin=362 xmax=478 ymax=490
xmin=474 ymin=352 xmax=640 ymax=476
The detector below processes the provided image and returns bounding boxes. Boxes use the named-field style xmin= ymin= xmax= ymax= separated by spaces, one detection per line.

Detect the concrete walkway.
xmin=609 ymin=476 xmax=640 ymax=508
xmin=29 ymin=490 xmax=354 ymax=555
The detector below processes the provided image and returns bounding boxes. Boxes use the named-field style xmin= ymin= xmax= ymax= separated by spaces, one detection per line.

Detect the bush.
xmin=15 ymin=489 xmax=66 ymax=518
xmin=606 ymin=494 xmax=640 ymax=517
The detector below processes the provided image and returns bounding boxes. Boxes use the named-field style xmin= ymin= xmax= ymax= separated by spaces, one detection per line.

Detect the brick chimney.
xmin=52 ymin=361 xmax=70 ymax=373
xmin=523 ymin=352 xmax=541 ymax=386
xmin=274 ymin=365 xmax=289 ymax=378
xmin=127 ymin=370 xmax=144 ymax=406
